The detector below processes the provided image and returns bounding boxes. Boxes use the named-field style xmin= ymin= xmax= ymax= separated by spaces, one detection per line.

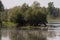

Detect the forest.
xmin=0 ymin=1 xmax=60 ymax=29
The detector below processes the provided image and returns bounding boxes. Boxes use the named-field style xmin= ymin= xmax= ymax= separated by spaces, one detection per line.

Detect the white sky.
xmin=1 ymin=0 xmax=60 ymax=9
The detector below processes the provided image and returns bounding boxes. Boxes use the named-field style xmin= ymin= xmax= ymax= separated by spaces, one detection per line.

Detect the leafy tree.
xmin=24 ymin=7 xmax=34 ymax=25
xmin=0 ymin=0 xmax=4 ymax=40
xmin=31 ymin=1 xmax=40 ymax=9
xmin=21 ymin=3 xmax=29 ymax=14
xmin=8 ymin=1 xmax=48 ymax=27
xmin=0 ymin=0 xmax=4 ymax=24
xmin=32 ymin=8 xmax=47 ymax=26
xmin=8 ymin=6 xmax=25 ymax=27
xmin=48 ymin=2 xmax=57 ymax=18
xmin=24 ymin=6 xmax=47 ymax=26
xmin=0 ymin=1 xmax=4 ymax=11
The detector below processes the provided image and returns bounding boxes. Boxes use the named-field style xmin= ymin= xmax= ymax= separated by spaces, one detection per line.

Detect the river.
xmin=1 ymin=24 xmax=60 ymax=40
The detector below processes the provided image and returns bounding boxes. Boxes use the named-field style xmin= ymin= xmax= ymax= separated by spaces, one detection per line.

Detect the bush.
xmin=2 ymin=21 xmax=16 ymax=28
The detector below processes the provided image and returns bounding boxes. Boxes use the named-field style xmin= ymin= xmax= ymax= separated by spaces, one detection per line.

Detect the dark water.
xmin=1 ymin=27 xmax=60 ymax=40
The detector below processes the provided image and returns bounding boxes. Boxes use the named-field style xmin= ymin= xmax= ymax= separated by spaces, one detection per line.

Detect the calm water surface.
xmin=1 ymin=27 xmax=60 ymax=40
xmin=47 ymin=27 xmax=60 ymax=40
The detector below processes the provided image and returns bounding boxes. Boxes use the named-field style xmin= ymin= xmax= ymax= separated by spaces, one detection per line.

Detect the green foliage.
xmin=7 ymin=1 xmax=48 ymax=27
xmin=21 ymin=3 xmax=29 ymax=12
xmin=0 ymin=0 xmax=4 ymax=25
xmin=1 ymin=1 xmax=60 ymax=28
xmin=2 ymin=21 xmax=16 ymax=28
xmin=0 ymin=1 xmax=4 ymax=12
xmin=48 ymin=2 xmax=59 ymax=18
xmin=31 ymin=1 xmax=40 ymax=9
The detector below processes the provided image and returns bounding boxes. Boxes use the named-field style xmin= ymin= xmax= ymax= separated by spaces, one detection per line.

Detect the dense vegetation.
xmin=0 ymin=1 xmax=60 ymax=28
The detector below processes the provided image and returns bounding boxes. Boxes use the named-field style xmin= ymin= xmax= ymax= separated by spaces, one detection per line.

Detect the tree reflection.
xmin=0 ymin=29 xmax=1 ymax=40
xmin=47 ymin=31 xmax=56 ymax=38
xmin=28 ymin=30 xmax=47 ymax=40
xmin=10 ymin=30 xmax=47 ymax=40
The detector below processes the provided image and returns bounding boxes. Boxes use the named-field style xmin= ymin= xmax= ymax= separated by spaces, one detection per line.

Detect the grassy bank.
xmin=2 ymin=21 xmax=48 ymax=30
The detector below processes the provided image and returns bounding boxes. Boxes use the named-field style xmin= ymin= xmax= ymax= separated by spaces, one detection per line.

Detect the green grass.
xmin=2 ymin=21 xmax=16 ymax=29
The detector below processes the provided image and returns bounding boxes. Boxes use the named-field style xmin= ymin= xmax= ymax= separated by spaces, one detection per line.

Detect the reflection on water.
xmin=47 ymin=29 xmax=60 ymax=40
xmin=1 ymin=27 xmax=60 ymax=40
xmin=1 ymin=37 xmax=9 ymax=40
xmin=9 ymin=30 xmax=47 ymax=40
xmin=1 ymin=29 xmax=10 ymax=40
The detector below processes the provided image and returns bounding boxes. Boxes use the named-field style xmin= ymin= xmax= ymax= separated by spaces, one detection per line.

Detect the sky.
xmin=1 ymin=0 xmax=60 ymax=9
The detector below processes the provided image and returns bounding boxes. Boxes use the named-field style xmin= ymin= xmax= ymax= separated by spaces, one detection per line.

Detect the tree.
xmin=0 ymin=0 xmax=4 ymax=12
xmin=24 ymin=6 xmax=48 ymax=26
xmin=32 ymin=8 xmax=47 ymax=26
xmin=8 ymin=6 xmax=25 ymax=27
xmin=39 ymin=7 xmax=48 ymax=26
xmin=0 ymin=0 xmax=4 ymax=25
xmin=21 ymin=3 xmax=29 ymax=13
xmin=48 ymin=2 xmax=57 ymax=18
xmin=8 ymin=2 xmax=48 ymax=27
xmin=31 ymin=1 xmax=40 ymax=9
xmin=24 ymin=7 xmax=33 ymax=25
xmin=0 ymin=0 xmax=4 ymax=40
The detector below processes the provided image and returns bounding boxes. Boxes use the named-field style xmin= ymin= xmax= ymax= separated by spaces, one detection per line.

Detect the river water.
xmin=47 ymin=27 xmax=60 ymax=40
xmin=1 ymin=26 xmax=60 ymax=40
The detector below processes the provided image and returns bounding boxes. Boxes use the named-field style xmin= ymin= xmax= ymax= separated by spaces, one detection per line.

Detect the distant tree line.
xmin=0 ymin=1 xmax=60 ymax=27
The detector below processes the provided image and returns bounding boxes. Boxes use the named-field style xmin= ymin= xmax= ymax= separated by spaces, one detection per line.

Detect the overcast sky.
xmin=1 ymin=0 xmax=60 ymax=9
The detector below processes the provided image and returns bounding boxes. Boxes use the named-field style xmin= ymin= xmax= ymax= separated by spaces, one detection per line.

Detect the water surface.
xmin=1 ymin=25 xmax=60 ymax=40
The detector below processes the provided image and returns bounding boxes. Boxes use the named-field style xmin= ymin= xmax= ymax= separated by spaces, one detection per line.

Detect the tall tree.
xmin=0 ymin=0 xmax=4 ymax=24
xmin=0 ymin=0 xmax=4 ymax=40
xmin=0 ymin=0 xmax=4 ymax=11
xmin=48 ymin=2 xmax=56 ymax=18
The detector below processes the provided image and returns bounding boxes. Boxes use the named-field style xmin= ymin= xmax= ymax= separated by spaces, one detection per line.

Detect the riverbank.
xmin=16 ymin=26 xmax=48 ymax=30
